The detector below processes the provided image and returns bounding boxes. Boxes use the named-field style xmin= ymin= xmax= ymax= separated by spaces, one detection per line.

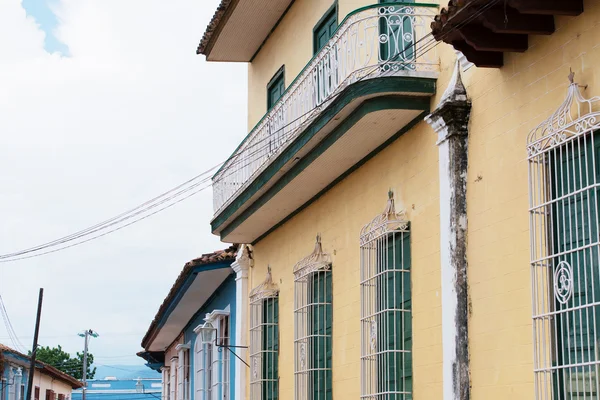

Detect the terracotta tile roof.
xmin=0 ymin=343 xmax=84 ymax=389
xmin=430 ymin=0 xmax=476 ymax=39
xmin=140 ymin=245 xmax=238 ymax=349
xmin=196 ymin=0 xmax=234 ymax=55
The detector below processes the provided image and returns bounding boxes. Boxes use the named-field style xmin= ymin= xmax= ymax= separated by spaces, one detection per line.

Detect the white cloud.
xmin=0 ymin=0 xmax=247 ymax=364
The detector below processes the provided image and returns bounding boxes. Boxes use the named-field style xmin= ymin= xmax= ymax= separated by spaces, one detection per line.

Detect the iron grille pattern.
xmin=294 ymin=237 xmax=333 ymax=400
xmin=250 ymin=268 xmax=280 ymax=400
xmin=360 ymin=192 xmax=412 ymax=399
xmin=212 ymin=4 xmax=438 ymax=213
xmin=528 ymin=76 xmax=600 ymax=399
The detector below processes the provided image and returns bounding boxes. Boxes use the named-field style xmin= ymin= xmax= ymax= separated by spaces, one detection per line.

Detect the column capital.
xmin=425 ymin=60 xmax=472 ymax=145
xmin=232 ymin=244 xmax=253 ymax=278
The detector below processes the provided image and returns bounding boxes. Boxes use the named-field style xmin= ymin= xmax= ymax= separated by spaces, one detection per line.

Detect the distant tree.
xmin=29 ymin=345 xmax=96 ymax=380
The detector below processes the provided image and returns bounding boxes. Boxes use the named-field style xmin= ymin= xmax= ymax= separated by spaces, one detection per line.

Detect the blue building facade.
xmin=72 ymin=378 xmax=161 ymax=400
xmin=139 ymin=245 xmax=248 ymax=400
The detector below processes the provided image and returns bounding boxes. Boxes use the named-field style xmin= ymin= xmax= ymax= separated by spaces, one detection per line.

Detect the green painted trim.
xmin=212 ymin=76 xmax=434 ymax=233
xmin=312 ymin=1 xmax=338 ymax=55
xmin=213 ymin=1 xmax=439 ymax=178
xmin=223 ymin=97 xmax=428 ymax=239
xmin=251 ymin=109 xmax=428 ymax=245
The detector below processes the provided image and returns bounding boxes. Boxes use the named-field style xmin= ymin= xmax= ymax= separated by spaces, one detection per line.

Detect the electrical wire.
xmin=0 ymin=294 xmax=27 ymax=352
xmin=0 ymin=0 xmax=498 ymax=263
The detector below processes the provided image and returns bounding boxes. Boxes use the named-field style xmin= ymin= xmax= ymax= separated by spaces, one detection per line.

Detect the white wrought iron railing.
xmin=212 ymin=3 xmax=439 ymax=214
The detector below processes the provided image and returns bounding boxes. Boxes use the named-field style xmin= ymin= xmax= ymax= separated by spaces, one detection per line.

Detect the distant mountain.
xmin=92 ymin=365 xmax=160 ymax=380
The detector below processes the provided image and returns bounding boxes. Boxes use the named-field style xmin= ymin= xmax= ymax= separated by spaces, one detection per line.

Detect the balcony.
xmin=212 ymin=3 xmax=439 ymax=243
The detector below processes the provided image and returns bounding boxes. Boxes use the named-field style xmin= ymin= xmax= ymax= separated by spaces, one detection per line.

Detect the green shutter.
xmin=309 ymin=270 xmax=332 ymax=400
xmin=377 ymin=232 xmax=412 ymax=399
xmin=267 ymin=72 xmax=285 ymax=110
xmin=262 ymin=298 xmax=279 ymax=400
xmin=313 ymin=6 xmax=337 ymax=55
xmin=379 ymin=0 xmax=415 ymax=67
xmin=551 ymin=131 xmax=600 ymax=397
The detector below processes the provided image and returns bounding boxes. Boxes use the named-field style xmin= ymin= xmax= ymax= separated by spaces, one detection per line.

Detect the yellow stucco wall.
xmin=250 ymin=117 xmax=442 ymax=398
xmin=247 ymin=0 xmax=385 ymax=130
xmin=243 ymin=0 xmax=600 ymax=398
xmin=459 ymin=1 xmax=600 ymax=397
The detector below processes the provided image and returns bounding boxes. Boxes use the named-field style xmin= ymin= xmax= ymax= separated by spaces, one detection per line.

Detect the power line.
xmin=0 ymin=294 xmax=27 ymax=352
xmin=0 ymin=1 xmax=495 ymax=263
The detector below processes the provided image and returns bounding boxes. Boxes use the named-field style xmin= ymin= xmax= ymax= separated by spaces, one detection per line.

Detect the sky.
xmin=0 ymin=0 xmax=247 ymax=369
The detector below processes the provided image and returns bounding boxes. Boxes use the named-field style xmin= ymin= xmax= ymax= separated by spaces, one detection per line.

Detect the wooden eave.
xmin=431 ymin=0 xmax=584 ymax=68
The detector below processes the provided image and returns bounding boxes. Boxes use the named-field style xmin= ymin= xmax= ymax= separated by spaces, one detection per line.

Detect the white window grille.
xmin=169 ymin=357 xmax=178 ymax=400
xmin=194 ymin=310 xmax=230 ymax=400
xmin=212 ymin=315 xmax=230 ymax=400
xmin=294 ymin=235 xmax=333 ymax=400
xmin=161 ymin=368 xmax=169 ymax=400
xmin=360 ymin=191 xmax=412 ymax=399
xmin=250 ymin=267 xmax=280 ymax=400
xmin=176 ymin=344 xmax=190 ymax=400
xmin=528 ymin=72 xmax=600 ymax=399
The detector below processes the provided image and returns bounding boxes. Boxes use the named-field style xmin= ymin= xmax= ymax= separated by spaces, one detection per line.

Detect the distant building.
xmin=138 ymin=245 xmax=247 ymax=400
xmin=71 ymin=378 xmax=161 ymax=400
xmin=0 ymin=343 xmax=83 ymax=400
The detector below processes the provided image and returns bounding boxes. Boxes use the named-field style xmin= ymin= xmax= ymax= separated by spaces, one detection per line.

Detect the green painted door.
xmin=379 ymin=0 xmax=415 ymax=67
xmin=551 ymin=131 xmax=600 ymax=399
xmin=377 ymin=233 xmax=412 ymax=399
xmin=309 ymin=271 xmax=332 ymax=400
xmin=262 ymin=298 xmax=279 ymax=400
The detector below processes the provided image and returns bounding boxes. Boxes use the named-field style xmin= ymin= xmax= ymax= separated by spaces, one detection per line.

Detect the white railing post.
xmin=212 ymin=5 xmax=438 ymax=214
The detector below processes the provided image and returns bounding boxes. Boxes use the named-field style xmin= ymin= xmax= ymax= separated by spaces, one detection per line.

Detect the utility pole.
xmin=78 ymin=329 xmax=98 ymax=400
xmin=82 ymin=330 xmax=89 ymax=400
xmin=26 ymin=289 xmax=44 ymax=400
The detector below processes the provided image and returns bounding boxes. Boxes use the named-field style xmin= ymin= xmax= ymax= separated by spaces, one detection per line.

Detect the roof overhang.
xmin=431 ymin=0 xmax=584 ymax=68
xmin=197 ymin=0 xmax=294 ymax=61
xmin=211 ymin=76 xmax=436 ymax=243
xmin=144 ymin=263 xmax=233 ymax=352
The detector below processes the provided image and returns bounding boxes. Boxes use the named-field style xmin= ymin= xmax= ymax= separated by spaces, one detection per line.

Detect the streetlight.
xmin=78 ymin=330 xmax=98 ymax=400
xmin=196 ymin=321 xmax=249 ymax=367
xmin=197 ymin=321 xmax=216 ymax=344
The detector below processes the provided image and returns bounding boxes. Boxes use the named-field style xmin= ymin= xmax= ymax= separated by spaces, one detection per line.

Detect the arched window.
xmin=360 ymin=191 xmax=412 ymax=399
xmin=294 ymin=236 xmax=332 ymax=400
xmin=528 ymin=73 xmax=600 ymax=399
xmin=249 ymin=267 xmax=280 ymax=400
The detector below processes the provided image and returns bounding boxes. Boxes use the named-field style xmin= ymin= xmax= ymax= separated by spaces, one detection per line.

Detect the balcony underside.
xmin=212 ymin=76 xmax=435 ymax=243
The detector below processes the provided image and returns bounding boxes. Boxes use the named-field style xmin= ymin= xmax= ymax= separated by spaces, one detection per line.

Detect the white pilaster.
xmin=231 ymin=244 xmax=252 ymax=400
xmin=425 ymin=60 xmax=472 ymax=400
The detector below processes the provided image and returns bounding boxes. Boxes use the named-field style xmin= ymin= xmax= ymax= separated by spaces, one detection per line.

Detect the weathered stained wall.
xmin=243 ymin=0 xmax=600 ymax=399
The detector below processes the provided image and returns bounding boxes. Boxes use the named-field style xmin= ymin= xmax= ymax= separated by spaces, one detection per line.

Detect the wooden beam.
xmin=509 ymin=0 xmax=583 ymax=16
xmin=453 ymin=40 xmax=504 ymax=68
xmin=459 ymin=25 xmax=528 ymax=52
xmin=481 ymin=7 xmax=555 ymax=35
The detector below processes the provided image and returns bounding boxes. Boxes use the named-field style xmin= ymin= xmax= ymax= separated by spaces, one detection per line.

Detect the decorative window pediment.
xmin=528 ymin=73 xmax=600 ymax=400
xmin=249 ymin=267 xmax=279 ymax=302
xmin=360 ymin=190 xmax=408 ymax=246
xmin=293 ymin=235 xmax=332 ymax=280
xmin=527 ymin=71 xmax=600 ymax=158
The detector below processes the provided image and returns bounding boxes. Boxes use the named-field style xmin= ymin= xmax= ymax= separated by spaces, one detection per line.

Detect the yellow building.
xmin=197 ymin=0 xmax=599 ymax=399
